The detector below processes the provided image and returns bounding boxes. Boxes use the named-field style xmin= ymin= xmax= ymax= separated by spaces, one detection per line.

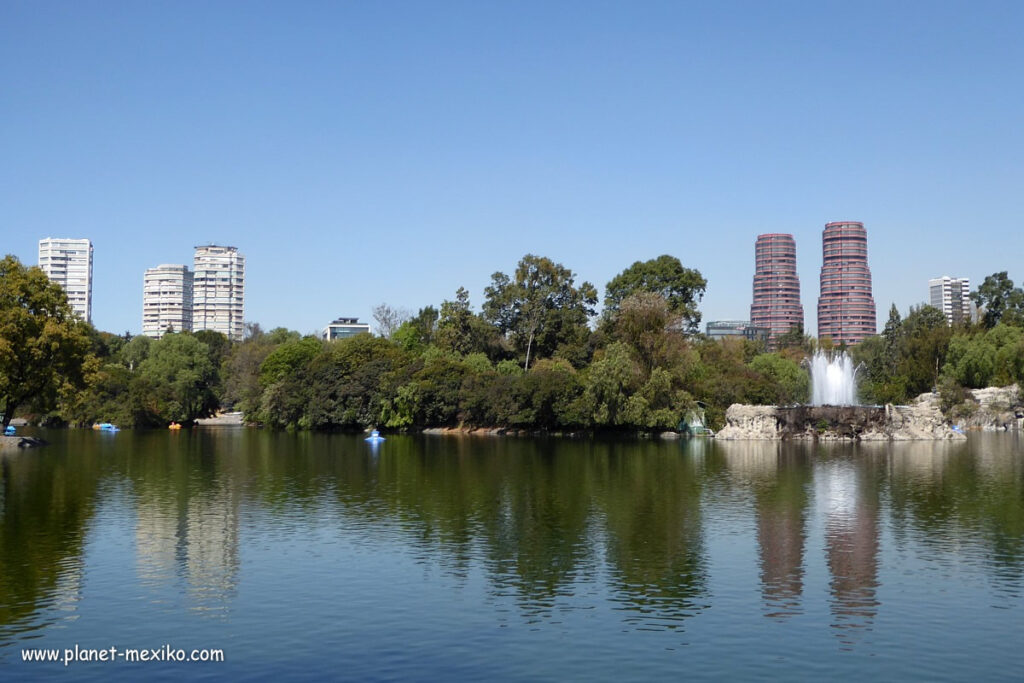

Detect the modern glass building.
xmin=322 ymin=317 xmax=371 ymax=341
xmin=38 ymin=237 xmax=93 ymax=322
xmin=193 ymin=245 xmax=245 ymax=341
xmin=750 ymin=233 xmax=803 ymax=349
xmin=705 ymin=320 xmax=770 ymax=344
xmin=816 ymin=221 xmax=876 ymax=345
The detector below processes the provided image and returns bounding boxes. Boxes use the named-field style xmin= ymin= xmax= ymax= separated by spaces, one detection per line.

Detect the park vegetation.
xmin=2 ymin=252 xmax=1023 ymax=432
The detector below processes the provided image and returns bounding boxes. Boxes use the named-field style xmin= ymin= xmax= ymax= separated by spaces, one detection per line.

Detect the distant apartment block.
xmin=193 ymin=245 xmax=245 ymax=341
xmin=38 ymin=237 xmax=93 ymax=323
xmin=705 ymin=320 xmax=770 ymax=344
xmin=143 ymin=264 xmax=194 ymax=338
xmin=816 ymin=221 xmax=877 ymax=346
xmin=750 ymin=233 xmax=804 ymax=349
xmin=322 ymin=317 xmax=371 ymax=341
xmin=929 ymin=276 xmax=971 ymax=326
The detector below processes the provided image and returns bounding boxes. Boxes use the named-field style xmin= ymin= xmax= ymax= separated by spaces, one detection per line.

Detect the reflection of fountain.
xmin=818 ymin=462 xmax=880 ymax=645
xmin=808 ymin=351 xmax=860 ymax=406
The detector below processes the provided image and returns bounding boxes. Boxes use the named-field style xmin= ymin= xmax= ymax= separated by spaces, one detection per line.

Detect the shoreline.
xmin=420 ymin=426 xmax=684 ymax=439
xmin=0 ymin=435 xmax=48 ymax=450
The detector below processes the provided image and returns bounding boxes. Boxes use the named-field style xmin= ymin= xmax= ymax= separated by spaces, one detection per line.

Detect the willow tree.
xmin=0 ymin=255 xmax=91 ymax=428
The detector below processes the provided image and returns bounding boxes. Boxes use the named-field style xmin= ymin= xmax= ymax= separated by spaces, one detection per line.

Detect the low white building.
xmin=143 ymin=264 xmax=194 ymax=338
xmin=322 ymin=317 xmax=371 ymax=341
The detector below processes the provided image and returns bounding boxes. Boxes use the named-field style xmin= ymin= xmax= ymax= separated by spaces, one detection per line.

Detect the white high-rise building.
xmin=192 ymin=245 xmax=245 ymax=341
xmin=38 ymin=237 xmax=94 ymax=322
xmin=143 ymin=264 xmax=194 ymax=338
xmin=929 ymin=276 xmax=971 ymax=325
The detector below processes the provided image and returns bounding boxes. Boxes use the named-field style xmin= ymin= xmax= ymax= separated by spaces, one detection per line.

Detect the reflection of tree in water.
xmin=0 ymin=441 xmax=102 ymax=641
xmin=886 ymin=435 xmax=1024 ymax=598
xmin=818 ymin=454 xmax=882 ymax=645
xmin=336 ymin=437 xmax=711 ymax=628
xmin=390 ymin=437 xmax=597 ymax=618
xmin=599 ymin=442 xmax=709 ymax=629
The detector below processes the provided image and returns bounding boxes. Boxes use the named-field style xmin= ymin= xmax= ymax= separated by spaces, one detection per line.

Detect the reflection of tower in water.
xmin=719 ymin=442 xmax=810 ymax=620
xmin=135 ymin=480 xmax=240 ymax=618
xmin=756 ymin=456 xmax=810 ymax=620
xmin=819 ymin=461 xmax=879 ymax=643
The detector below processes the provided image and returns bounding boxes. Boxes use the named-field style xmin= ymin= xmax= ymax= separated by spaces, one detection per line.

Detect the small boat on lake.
xmin=168 ymin=422 xmax=182 ymax=430
xmin=365 ymin=429 xmax=385 ymax=443
xmin=94 ymin=423 xmax=120 ymax=432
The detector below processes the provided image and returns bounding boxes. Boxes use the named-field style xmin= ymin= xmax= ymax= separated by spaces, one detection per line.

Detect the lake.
xmin=1 ymin=429 xmax=1022 ymax=680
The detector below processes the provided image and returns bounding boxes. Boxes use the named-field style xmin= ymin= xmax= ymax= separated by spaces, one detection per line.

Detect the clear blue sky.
xmin=3 ymin=1 xmax=1022 ymax=336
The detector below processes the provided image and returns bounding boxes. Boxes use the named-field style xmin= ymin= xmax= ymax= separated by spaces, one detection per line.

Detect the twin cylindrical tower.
xmin=750 ymin=221 xmax=877 ymax=347
xmin=750 ymin=233 xmax=804 ymax=347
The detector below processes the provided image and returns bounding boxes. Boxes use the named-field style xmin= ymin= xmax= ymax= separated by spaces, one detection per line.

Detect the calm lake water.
xmin=1 ymin=428 xmax=1022 ymax=681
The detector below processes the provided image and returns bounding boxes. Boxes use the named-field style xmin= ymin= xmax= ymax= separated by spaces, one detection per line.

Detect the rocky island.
xmin=717 ymin=384 xmax=1022 ymax=441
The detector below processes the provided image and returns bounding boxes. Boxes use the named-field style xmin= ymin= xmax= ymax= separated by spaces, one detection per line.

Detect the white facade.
xmin=38 ymin=237 xmax=93 ymax=322
xmin=928 ymin=276 xmax=971 ymax=325
xmin=193 ymin=245 xmax=245 ymax=341
xmin=143 ymin=264 xmax=194 ymax=338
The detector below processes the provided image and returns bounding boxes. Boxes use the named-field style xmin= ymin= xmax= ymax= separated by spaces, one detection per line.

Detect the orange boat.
xmin=168 ymin=422 xmax=182 ymax=430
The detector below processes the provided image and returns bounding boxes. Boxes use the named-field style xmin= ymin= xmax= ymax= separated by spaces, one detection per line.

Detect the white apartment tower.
xmin=929 ymin=276 xmax=971 ymax=326
xmin=143 ymin=264 xmax=194 ymax=338
xmin=38 ymin=237 xmax=94 ymax=322
xmin=192 ymin=245 xmax=245 ymax=341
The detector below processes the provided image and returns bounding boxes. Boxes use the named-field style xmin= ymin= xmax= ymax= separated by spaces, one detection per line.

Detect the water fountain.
xmin=716 ymin=349 xmax=963 ymax=441
xmin=808 ymin=350 xmax=859 ymax=406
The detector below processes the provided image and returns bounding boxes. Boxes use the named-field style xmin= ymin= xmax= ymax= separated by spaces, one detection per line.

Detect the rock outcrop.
xmin=957 ymin=385 xmax=1023 ymax=431
xmin=717 ymin=395 xmax=966 ymax=441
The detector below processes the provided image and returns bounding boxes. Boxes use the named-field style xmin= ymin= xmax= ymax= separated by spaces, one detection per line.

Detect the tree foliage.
xmin=604 ymin=255 xmax=706 ymax=333
xmin=18 ymin=253 xmax=1022 ymax=434
xmin=971 ymin=272 xmax=1024 ymax=328
xmin=483 ymin=254 xmax=597 ymax=370
xmin=0 ymin=255 xmax=91 ymax=428
xmin=136 ymin=333 xmax=220 ymax=423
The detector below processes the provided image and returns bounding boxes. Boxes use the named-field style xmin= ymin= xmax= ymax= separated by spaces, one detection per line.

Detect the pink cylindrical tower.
xmin=816 ymin=221 xmax=876 ymax=345
xmin=750 ymin=233 xmax=804 ymax=348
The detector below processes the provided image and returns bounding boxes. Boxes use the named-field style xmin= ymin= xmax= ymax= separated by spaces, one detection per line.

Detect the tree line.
xmin=2 ymin=253 xmax=1023 ymax=432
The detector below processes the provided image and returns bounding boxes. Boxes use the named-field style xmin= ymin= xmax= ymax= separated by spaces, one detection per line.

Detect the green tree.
xmin=748 ymin=353 xmax=809 ymax=405
xmin=393 ymin=306 xmax=439 ymax=353
xmin=610 ymin=292 xmax=684 ymax=376
xmin=604 ymin=255 xmax=707 ymax=333
xmin=576 ymin=342 xmax=642 ymax=426
xmin=900 ymin=305 xmax=952 ymax=395
xmin=944 ymin=333 xmax=995 ymax=388
xmin=136 ymin=333 xmax=220 ymax=423
xmin=881 ymin=303 xmax=903 ymax=372
xmin=0 ymin=255 xmax=91 ymax=428
xmin=971 ymin=272 xmax=1024 ymax=328
xmin=303 ymin=334 xmax=409 ymax=430
xmin=259 ymin=337 xmax=323 ymax=386
xmin=120 ymin=334 xmax=152 ymax=371
xmin=483 ymin=254 xmax=597 ymax=370
xmin=436 ymin=288 xmax=477 ymax=355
